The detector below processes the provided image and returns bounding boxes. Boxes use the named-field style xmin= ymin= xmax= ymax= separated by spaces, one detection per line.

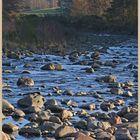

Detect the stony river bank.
xmin=2 ymin=36 xmax=138 ymax=140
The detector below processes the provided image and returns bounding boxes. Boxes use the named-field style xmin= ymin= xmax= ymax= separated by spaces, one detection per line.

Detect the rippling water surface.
xmin=2 ymin=37 xmax=138 ymax=140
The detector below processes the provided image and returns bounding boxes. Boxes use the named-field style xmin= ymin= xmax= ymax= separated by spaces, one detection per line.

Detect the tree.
xmin=70 ymin=0 xmax=112 ymax=16
xmin=106 ymin=0 xmax=137 ymax=25
xmin=3 ymin=0 xmax=25 ymax=21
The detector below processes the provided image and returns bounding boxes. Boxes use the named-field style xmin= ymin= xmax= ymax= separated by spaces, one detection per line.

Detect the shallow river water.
xmin=2 ymin=37 xmax=138 ymax=140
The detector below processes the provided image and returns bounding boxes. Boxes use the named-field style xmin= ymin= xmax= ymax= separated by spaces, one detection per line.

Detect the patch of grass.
xmin=21 ymin=7 xmax=66 ymax=16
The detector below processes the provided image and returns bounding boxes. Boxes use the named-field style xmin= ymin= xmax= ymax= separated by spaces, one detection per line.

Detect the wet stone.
xmin=49 ymin=116 xmax=63 ymax=124
xmin=19 ymin=126 xmax=41 ymax=137
xmin=108 ymin=82 xmax=121 ymax=88
xmin=85 ymin=68 xmax=94 ymax=73
xmin=12 ymin=109 xmax=25 ymax=118
xmin=2 ymin=132 xmax=11 ymax=140
xmin=74 ymin=132 xmax=95 ymax=140
xmin=100 ymin=102 xmax=115 ymax=112
xmin=7 ymin=52 xmax=21 ymax=59
xmin=97 ymin=121 xmax=111 ymax=130
xmin=115 ymin=128 xmax=134 ymax=140
xmin=122 ymin=91 xmax=133 ymax=97
xmin=110 ymin=88 xmax=123 ymax=95
xmin=17 ymin=77 xmax=34 ymax=87
xmin=2 ymin=99 xmax=14 ymax=113
xmin=22 ymin=106 xmax=42 ymax=113
xmin=3 ymin=70 xmax=12 ymax=73
xmin=40 ymin=121 xmax=62 ymax=132
xmin=60 ymin=110 xmax=73 ymax=120
xmin=17 ymin=93 xmax=45 ymax=108
xmin=109 ymin=115 xmax=122 ymax=125
xmin=23 ymin=63 xmax=32 ymax=68
xmin=87 ymin=119 xmax=98 ymax=131
xmin=36 ymin=111 xmax=50 ymax=122
xmin=95 ymin=131 xmax=115 ymax=140
xmin=41 ymin=63 xmax=63 ymax=71
xmin=69 ymin=52 xmax=79 ymax=61
xmin=55 ymin=125 xmax=76 ymax=138
xmin=117 ymin=106 xmax=131 ymax=117
xmin=75 ymin=120 xmax=87 ymax=129
xmin=80 ymin=103 xmax=96 ymax=110
xmin=2 ymin=123 xmax=19 ymax=133
xmin=91 ymin=51 xmax=100 ymax=59
xmin=62 ymin=100 xmax=78 ymax=107
xmin=63 ymin=90 xmax=74 ymax=96
xmin=96 ymin=75 xmax=117 ymax=83
xmin=45 ymin=99 xmax=63 ymax=113
xmin=22 ymin=70 xmax=31 ymax=74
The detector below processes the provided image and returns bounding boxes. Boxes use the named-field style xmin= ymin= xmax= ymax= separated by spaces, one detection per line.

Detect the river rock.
xmin=110 ymin=88 xmax=123 ymax=95
xmin=25 ymin=122 xmax=39 ymax=128
xmin=12 ymin=109 xmax=25 ymax=118
xmin=95 ymin=112 xmax=110 ymax=120
xmin=109 ymin=115 xmax=122 ymax=125
xmin=122 ymin=91 xmax=133 ymax=97
xmin=2 ymin=123 xmax=19 ymax=133
xmin=80 ymin=103 xmax=96 ymax=110
xmin=55 ymin=125 xmax=76 ymax=138
xmin=117 ymin=106 xmax=131 ymax=117
xmin=2 ymin=132 xmax=11 ymax=140
xmin=22 ymin=70 xmax=31 ymax=74
xmin=96 ymin=131 xmax=115 ymax=140
xmin=124 ymin=112 xmax=138 ymax=121
xmin=19 ymin=126 xmax=41 ymax=137
xmin=17 ymin=93 xmax=45 ymax=108
xmin=3 ymin=70 xmax=12 ymax=73
xmin=2 ymin=99 xmax=14 ymax=112
xmin=62 ymin=100 xmax=78 ymax=107
xmin=124 ymin=81 xmax=134 ymax=87
xmin=63 ymin=90 xmax=74 ymax=96
xmin=74 ymin=132 xmax=95 ymax=140
xmin=61 ymin=137 xmax=75 ymax=140
xmin=91 ymin=52 xmax=100 ymax=59
xmin=96 ymin=75 xmax=117 ymax=83
xmin=100 ymin=102 xmax=115 ymax=111
xmin=23 ymin=106 xmax=42 ymax=113
xmin=23 ymin=63 xmax=32 ymax=68
xmin=115 ymin=128 xmax=134 ymax=140
xmin=28 ymin=113 xmax=39 ymax=122
xmin=54 ymin=64 xmax=63 ymax=71
xmin=114 ymin=122 xmax=138 ymax=130
xmin=60 ymin=110 xmax=73 ymax=120
xmin=114 ymin=99 xmax=125 ymax=106
xmin=78 ymin=109 xmax=88 ymax=117
xmin=37 ymin=111 xmax=50 ymax=122
xmin=41 ymin=121 xmax=62 ymax=132
xmin=91 ymin=63 xmax=101 ymax=69
xmin=41 ymin=63 xmax=63 ymax=71
xmin=97 ymin=121 xmax=111 ymax=130
xmin=7 ymin=52 xmax=21 ymax=59
xmin=108 ymin=82 xmax=121 ymax=88
xmin=75 ymin=120 xmax=87 ymax=129
xmin=41 ymin=63 xmax=55 ymax=70
xmin=17 ymin=77 xmax=34 ymax=87
xmin=106 ymin=127 xmax=117 ymax=135
xmin=87 ymin=118 xmax=98 ymax=131
xmin=45 ymin=99 xmax=63 ymax=113
xmin=85 ymin=68 xmax=94 ymax=73
xmin=49 ymin=116 xmax=63 ymax=124
xmin=69 ymin=52 xmax=79 ymax=61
